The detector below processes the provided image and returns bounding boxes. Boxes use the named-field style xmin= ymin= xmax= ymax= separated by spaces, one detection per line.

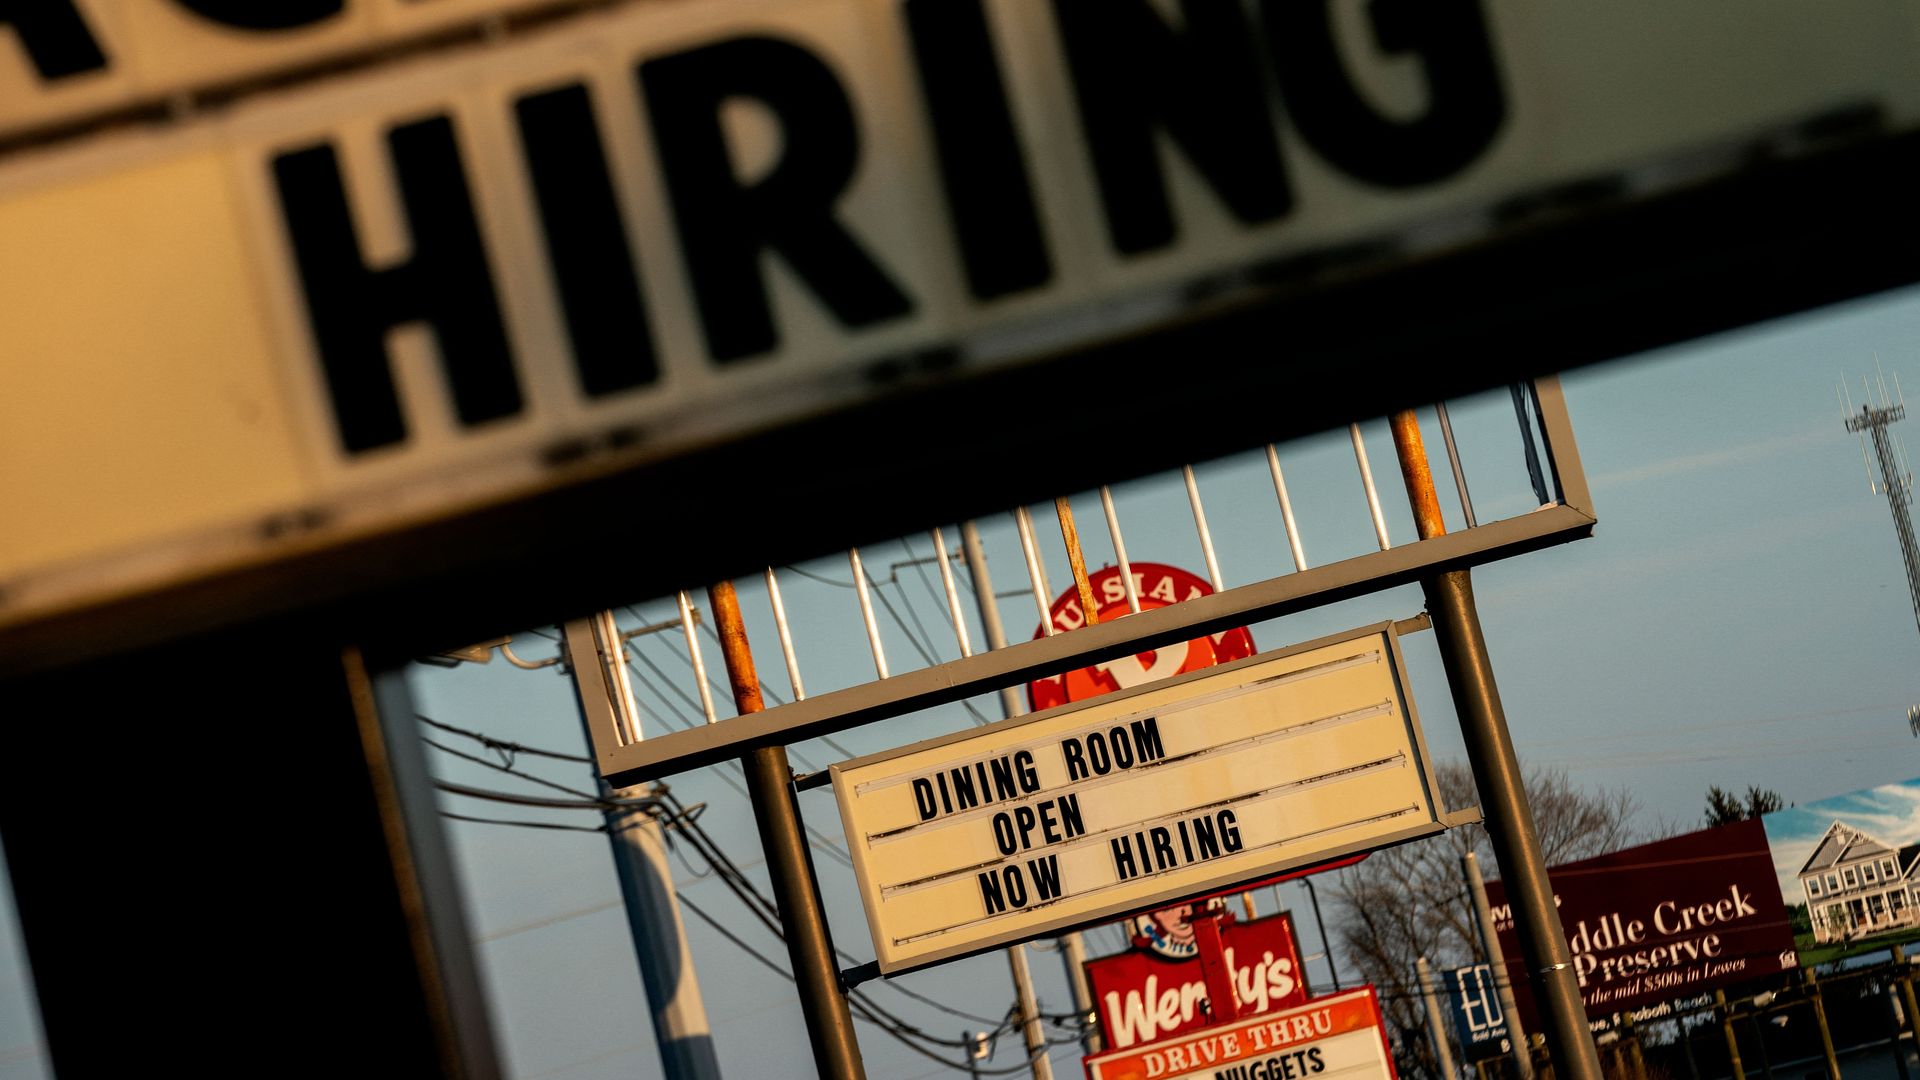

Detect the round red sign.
xmin=1024 ymin=562 xmax=1255 ymax=711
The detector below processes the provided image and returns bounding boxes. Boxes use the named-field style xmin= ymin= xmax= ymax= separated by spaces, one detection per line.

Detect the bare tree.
xmin=1326 ymin=761 xmax=1643 ymax=1078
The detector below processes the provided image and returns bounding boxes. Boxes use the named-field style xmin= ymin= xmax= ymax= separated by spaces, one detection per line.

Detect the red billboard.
xmin=1085 ymin=910 xmax=1309 ymax=1052
xmin=1027 ymin=563 xmax=1255 ymax=710
xmin=1486 ymin=818 xmax=1797 ymax=1020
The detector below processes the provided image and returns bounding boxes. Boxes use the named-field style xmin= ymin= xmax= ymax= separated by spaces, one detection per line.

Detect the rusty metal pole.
xmin=1388 ymin=410 xmax=1602 ymax=1080
xmin=1055 ymin=497 xmax=1100 ymax=628
xmin=707 ymin=581 xmax=866 ymax=1080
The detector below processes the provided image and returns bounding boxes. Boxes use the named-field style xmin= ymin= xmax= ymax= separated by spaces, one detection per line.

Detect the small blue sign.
xmin=1446 ymin=964 xmax=1512 ymax=1061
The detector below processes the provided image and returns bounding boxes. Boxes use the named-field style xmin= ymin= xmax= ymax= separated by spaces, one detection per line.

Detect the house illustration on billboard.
xmin=1797 ymin=821 xmax=1916 ymax=943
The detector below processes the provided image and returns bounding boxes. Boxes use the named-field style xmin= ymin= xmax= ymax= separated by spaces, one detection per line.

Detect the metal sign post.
xmin=707 ymin=582 xmax=867 ymax=1080
xmin=1389 ymin=409 xmax=1601 ymax=1080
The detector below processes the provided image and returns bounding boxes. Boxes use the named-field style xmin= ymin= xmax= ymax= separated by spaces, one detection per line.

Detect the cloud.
xmin=1590 ymin=425 xmax=1833 ymax=491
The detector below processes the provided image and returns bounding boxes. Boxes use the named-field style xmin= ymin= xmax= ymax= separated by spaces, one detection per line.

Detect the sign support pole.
xmin=1190 ymin=908 xmax=1241 ymax=1026
xmin=1388 ymin=410 xmax=1602 ymax=1080
xmin=961 ymin=520 xmax=1099 ymax=1062
xmin=708 ymin=582 xmax=867 ymax=1080
xmin=1803 ymin=969 xmax=1841 ymax=1080
xmin=1416 ymin=957 xmax=1460 ymax=1080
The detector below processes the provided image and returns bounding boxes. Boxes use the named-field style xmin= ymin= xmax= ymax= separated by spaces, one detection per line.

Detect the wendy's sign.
xmin=1086 ymin=911 xmax=1309 ymax=1052
xmin=1486 ymin=819 xmax=1797 ymax=1019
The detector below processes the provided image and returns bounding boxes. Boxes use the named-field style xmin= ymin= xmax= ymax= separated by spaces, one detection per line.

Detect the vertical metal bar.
xmin=1182 ymin=465 xmax=1227 ymax=590
xmin=848 ymin=548 xmax=890 ymax=679
xmin=764 ymin=568 xmax=807 ymax=701
xmin=1098 ymin=487 xmax=1142 ymax=614
xmin=1464 ymin=852 xmax=1533 ymax=1080
xmin=677 ymin=591 xmax=718 ymax=724
xmin=1013 ymin=507 xmax=1055 ymax=634
xmin=1418 ymin=957 xmax=1461 ymax=1080
xmin=1435 ymin=402 xmax=1479 ymax=529
xmin=1301 ymin=875 xmax=1339 ymax=991
xmin=1055 ymin=497 xmax=1101 ymax=627
xmin=1350 ymin=423 xmax=1392 ymax=550
xmin=1265 ymin=445 xmax=1308 ymax=572
xmin=1896 ymin=946 xmax=1920 ymax=1072
xmin=709 ymin=582 xmax=866 ymax=1080
xmin=929 ymin=529 xmax=975 ymax=658
xmin=960 ymin=521 xmax=1025 ymax=720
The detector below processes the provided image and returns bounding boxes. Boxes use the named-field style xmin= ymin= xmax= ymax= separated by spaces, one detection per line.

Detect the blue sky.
xmin=8 ymin=286 xmax=1920 ymax=1078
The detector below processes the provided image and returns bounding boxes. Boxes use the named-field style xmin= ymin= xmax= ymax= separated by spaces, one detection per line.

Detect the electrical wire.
xmin=439 ymin=811 xmax=606 ymax=834
xmin=417 ymin=712 xmax=591 ymax=763
xmin=422 ymin=735 xmax=603 ymax=802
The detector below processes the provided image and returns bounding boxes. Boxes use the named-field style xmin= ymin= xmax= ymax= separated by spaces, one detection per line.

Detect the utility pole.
xmin=962 ymin=519 xmax=1091 ymax=1066
xmin=561 ymin=614 xmax=721 ymax=1080
xmin=1388 ymin=409 xmax=1601 ymax=1080
xmin=706 ymin=582 xmax=866 ymax=1079
xmin=1463 ymin=852 xmax=1531 ymax=1080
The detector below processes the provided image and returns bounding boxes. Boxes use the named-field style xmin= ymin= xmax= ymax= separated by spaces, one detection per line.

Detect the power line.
xmin=417 ymin=712 xmax=592 ymax=763
xmin=422 ymin=734 xmax=602 ymax=802
xmin=439 ymin=811 xmax=605 ymax=834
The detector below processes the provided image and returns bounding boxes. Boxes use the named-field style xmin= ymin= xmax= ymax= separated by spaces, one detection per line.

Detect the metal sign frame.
xmin=589 ymin=377 xmax=1591 ymax=786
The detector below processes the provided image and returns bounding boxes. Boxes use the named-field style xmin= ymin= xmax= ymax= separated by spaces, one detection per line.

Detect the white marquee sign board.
xmin=831 ymin=623 xmax=1449 ymax=975
xmin=2 ymin=0 xmax=1918 ymax=625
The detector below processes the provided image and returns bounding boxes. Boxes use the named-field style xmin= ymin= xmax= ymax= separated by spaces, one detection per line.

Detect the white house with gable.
xmin=1798 ymin=821 xmax=1916 ymax=943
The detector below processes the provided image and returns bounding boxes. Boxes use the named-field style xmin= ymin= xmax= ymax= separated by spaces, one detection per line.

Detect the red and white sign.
xmin=1084 ymin=987 xmax=1396 ymax=1080
xmin=1087 ymin=912 xmax=1309 ymax=1052
xmin=1028 ymin=564 xmax=1255 ymax=710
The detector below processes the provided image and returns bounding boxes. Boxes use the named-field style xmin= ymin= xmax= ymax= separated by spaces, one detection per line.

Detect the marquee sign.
xmin=1083 ymin=987 xmax=1396 ymax=1080
xmin=3 ymin=0 xmax=1915 ymax=633
xmin=831 ymin=622 xmax=1453 ymax=974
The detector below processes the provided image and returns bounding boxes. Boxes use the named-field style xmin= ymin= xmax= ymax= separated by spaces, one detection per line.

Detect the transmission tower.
xmin=1842 ymin=368 xmax=1920 ymax=732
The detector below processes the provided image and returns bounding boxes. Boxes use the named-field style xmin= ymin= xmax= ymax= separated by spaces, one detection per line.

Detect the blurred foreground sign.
xmin=2 ymin=0 xmax=1918 ymax=653
xmin=831 ymin=622 xmax=1453 ymax=974
xmin=1083 ymin=986 xmax=1393 ymax=1080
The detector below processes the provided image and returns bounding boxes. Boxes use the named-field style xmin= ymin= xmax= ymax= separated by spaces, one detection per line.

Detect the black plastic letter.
xmin=641 ymin=36 xmax=913 ymax=363
xmin=0 ymin=0 xmax=106 ymax=80
xmin=514 ymin=83 xmax=658 ymax=398
xmin=902 ymin=0 xmax=1051 ymax=300
xmin=169 ymin=0 xmax=342 ymax=31
xmin=271 ymin=116 xmax=521 ymax=455
xmin=1051 ymin=0 xmax=1290 ymax=255
xmin=1263 ymin=0 xmax=1505 ymax=187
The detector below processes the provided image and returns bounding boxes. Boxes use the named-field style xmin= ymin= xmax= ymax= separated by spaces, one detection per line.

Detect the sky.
xmin=6 ymin=286 xmax=1920 ymax=1077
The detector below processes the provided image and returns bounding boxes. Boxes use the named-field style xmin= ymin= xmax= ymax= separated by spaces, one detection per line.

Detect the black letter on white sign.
xmin=169 ymin=0 xmax=342 ymax=31
xmin=641 ymin=37 xmax=914 ymax=363
xmin=903 ymin=0 xmax=1051 ymax=300
xmin=0 ymin=0 xmax=107 ymax=79
xmin=1263 ymin=0 xmax=1504 ymax=187
xmin=514 ymin=83 xmax=659 ymax=398
xmin=1051 ymin=0 xmax=1291 ymax=255
xmin=272 ymin=117 xmax=521 ymax=454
